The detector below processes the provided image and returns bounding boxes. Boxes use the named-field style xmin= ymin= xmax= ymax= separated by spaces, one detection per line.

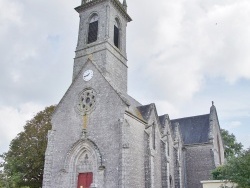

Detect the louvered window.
xmin=114 ymin=19 xmax=120 ymax=48
xmin=114 ymin=25 xmax=119 ymax=48
xmin=88 ymin=15 xmax=98 ymax=44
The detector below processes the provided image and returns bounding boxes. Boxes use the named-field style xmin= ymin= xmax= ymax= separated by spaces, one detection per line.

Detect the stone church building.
xmin=42 ymin=0 xmax=225 ymax=187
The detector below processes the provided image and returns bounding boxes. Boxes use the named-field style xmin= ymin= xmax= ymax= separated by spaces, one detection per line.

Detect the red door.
xmin=77 ymin=172 xmax=93 ymax=188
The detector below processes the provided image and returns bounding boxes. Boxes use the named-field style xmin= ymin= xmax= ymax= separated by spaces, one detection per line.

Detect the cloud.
xmin=0 ymin=0 xmax=250 ymax=152
xmin=0 ymin=0 xmax=22 ymax=26
xmin=128 ymin=0 xmax=250 ymax=106
xmin=200 ymin=1 xmax=250 ymax=82
xmin=0 ymin=0 xmax=78 ymax=153
xmin=242 ymin=134 xmax=250 ymax=149
xmin=227 ymin=121 xmax=242 ymax=129
xmin=1 ymin=0 xmax=249 ymax=111
xmin=0 ymin=0 xmax=79 ymax=106
xmin=0 ymin=103 xmax=44 ymax=153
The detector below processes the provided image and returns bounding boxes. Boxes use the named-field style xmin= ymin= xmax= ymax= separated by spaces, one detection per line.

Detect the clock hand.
xmin=84 ymin=73 xmax=90 ymax=77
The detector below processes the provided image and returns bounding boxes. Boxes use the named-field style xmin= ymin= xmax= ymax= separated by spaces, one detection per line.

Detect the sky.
xmin=0 ymin=0 xmax=250 ymax=154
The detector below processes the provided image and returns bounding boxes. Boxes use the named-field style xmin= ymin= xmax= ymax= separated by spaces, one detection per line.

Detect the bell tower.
xmin=73 ymin=0 xmax=132 ymax=93
xmin=43 ymin=1 xmax=133 ymax=188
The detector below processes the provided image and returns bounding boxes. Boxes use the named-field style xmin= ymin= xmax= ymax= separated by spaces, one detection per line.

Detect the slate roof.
xmin=125 ymin=94 xmax=141 ymax=107
xmin=135 ymin=104 xmax=211 ymax=145
xmin=159 ymin=114 xmax=169 ymax=129
xmin=159 ymin=115 xmax=167 ymax=129
xmin=171 ymin=114 xmax=210 ymax=145
xmin=137 ymin=104 xmax=154 ymax=122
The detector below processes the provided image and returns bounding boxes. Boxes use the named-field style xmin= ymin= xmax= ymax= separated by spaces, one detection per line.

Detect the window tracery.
xmin=75 ymin=88 xmax=97 ymax=115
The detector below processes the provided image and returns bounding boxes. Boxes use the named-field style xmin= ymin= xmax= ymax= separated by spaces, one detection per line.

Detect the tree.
xmin=212 ymin=129 xmax=247 ymax=186
xmin=212 ymin=148 xmax=250 ymax=188
xmin=1 ymin=105 xmax=55 ymax=188
xmin=0 ymin=158 xmax=7 ymax=187
xmin=221 ymin=129 xmax=243 ymax=158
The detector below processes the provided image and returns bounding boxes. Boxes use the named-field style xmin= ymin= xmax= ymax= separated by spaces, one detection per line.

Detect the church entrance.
xmin=77 ymin=172 xmax=93 ymax=188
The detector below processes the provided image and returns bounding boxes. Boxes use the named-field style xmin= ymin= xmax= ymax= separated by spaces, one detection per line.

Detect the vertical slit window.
xmin=114 ymin=19 xmax=120 ymax=48
xmin=167 ymin=135 xmax=170 ymax=156
xmin=88 ymin=15 xmax=98 ymax=44
xmin=152 ymin=124 xmax=156 ymax=150
xmin=114 ymin=25 xmax=119 ymax=48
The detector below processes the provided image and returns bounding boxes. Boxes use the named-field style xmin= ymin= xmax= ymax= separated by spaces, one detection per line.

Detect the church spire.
xmin=123 ymin=0 xmax=127 ymax=11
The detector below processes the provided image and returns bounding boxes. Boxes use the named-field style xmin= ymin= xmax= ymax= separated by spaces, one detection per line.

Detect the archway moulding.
xmin=61 ymin=138 xmax=105 ymax=188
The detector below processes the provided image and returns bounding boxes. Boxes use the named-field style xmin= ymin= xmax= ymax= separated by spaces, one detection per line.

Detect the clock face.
xmin=83 ymin=70 xmax=93 ymax=81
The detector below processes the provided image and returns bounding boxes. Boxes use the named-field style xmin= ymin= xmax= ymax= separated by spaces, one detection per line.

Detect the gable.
xmin=159 ymin=114 xmax=172 ymax=132
xmin=52 ymin=58 xmax=129 ymax=122
xmin=137 ymin=104 xmax=153 ymax=122
xmin=136 ymin=103 xmax=165 ymax=136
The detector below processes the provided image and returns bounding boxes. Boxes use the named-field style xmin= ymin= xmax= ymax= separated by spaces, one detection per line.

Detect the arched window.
xmin=114 ymin=18 xmax=120 ymax=48
xmin=88 ymin=14 xmax=98 ymax=44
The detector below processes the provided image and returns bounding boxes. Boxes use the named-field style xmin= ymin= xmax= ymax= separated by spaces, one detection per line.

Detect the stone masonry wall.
xmin=185 ymin=144 xmax=215 ymax=188
xmin=43 ymin=61 xmax=127 ymax=188
xmin=161 ymin=141 xmax=168 ymax=188
xmin=144 ymin=131 xmax=151 ymax=188
xmin=123 ymin=114 xmax=146 ymax=188
xmin=73 ymin=0 xmax=128 ymax=93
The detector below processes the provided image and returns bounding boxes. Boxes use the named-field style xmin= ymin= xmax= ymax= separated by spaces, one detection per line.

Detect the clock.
xmin=83 ymin=70 xmax=93 ymax=81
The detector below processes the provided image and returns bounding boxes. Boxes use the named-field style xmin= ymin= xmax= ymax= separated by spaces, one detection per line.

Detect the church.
xmin=42 ymin=0 xmax=225 ymax=187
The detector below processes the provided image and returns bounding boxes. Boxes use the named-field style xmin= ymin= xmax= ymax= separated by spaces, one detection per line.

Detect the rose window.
xmin=76 ymin=88 xmax=96 ymax=115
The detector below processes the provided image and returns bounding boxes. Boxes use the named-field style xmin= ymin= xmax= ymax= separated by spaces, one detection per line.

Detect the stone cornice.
xmin=110 ymin=0 xmax=132 ymax=22
xmin=125 ymin=110 xmax=147 ymax=125
xmin=75 ymin=0 xmax=132 ymax=22
xmin=75 ymin=0 xmax=105 ymax=13
xmin=74 ymin=41 xmax=128 ymax=67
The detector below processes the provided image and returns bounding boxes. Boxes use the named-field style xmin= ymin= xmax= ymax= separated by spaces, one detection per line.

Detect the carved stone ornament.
xmin=75 ymin=88 xmax=97 ymax=115
xmin=77 ymin=153 xmax=94 ymax=172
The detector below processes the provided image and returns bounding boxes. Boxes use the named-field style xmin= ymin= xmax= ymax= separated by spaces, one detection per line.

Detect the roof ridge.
xmin=171 ymin=113 xmax=209 ymax=121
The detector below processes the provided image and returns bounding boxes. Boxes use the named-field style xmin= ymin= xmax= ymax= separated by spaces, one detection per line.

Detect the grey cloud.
xmin=0 ymin=0 xmax=250 ymax=151
xmin=0 ymin=0 xmax=79 ymax=106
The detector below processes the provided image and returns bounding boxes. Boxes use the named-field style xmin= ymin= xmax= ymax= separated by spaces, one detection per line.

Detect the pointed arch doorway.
xmin=63 ymin=139 xmax=105 ymax=188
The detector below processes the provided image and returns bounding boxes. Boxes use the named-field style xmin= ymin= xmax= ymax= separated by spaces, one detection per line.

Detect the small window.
xmin=152 ymin=124 xmax=156 ymax=149
xmin=167 ymin=135 xmax=170 ymax=156
xmin=174 ymin=148 xmax=178 ymax=166
xmin=88 ymin=14 xmax=98 ymax=44
xmin=114 ymin=19 xmax=120 ymax=48
xmin=169 ymin=175 xmax=173 ymax=187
